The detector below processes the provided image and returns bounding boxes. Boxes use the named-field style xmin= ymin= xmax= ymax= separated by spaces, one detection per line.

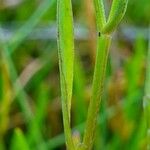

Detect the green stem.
xmin=82 ymin=34 xmax=111 ymax=150
xmin=144 ymin=29 xmax=150 ymax=150
xmin=93 ymin=0 xmax=106 ymax=31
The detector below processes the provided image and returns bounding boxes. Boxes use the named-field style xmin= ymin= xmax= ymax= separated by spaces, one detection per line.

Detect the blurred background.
xmin=0 ymin=0 xmax=150 ymax=149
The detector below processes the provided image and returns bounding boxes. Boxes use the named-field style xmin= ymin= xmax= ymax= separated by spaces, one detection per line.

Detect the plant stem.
xmin=144 ymin=29 xmax=150 ymax=150
xmin=82 ymin=34 xmax=111 ymax=150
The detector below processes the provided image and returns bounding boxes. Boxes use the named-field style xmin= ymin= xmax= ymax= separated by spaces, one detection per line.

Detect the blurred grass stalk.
xmin=0 ymin=0 xmax=55 ymax=149
xmin=0 ymin=0 xmax=56 ymax=120
xmin=0 ymin=58 xmax=12 ymax=150
xmin=0 ymin=63 xmax=12 ymax=131
xmin=8 ymin=0 xmax=55 ymax=54
xmin=0 ymin=33 xmax=33 ymax=120
xmin=144 ymin=28 xmax=150 ymax=149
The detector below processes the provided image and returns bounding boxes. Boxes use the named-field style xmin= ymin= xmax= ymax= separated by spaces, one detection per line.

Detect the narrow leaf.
xmin=11 ymin=129 xmax=30 ymax=150
xmin=102 ymin=0 xmax=128 ymax=34
xmin=57 ymin=0 xmax=75 ymax=149
xmin=57 ymin=0 xmax=74 ymax=121
xmin=94 ymin=0 xmax=106 ymax=31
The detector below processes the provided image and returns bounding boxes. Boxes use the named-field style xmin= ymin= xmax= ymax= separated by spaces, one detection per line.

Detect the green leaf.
xmin=57 ymin=0 xmax=75 ymax=149
xmin=57 ymin=0 xmax=74 ymax=118
xmin=102 ymin=0 xmax=128 ymax=34
xmin=11 ymin=129 xmax=30 ymax=150
xmin=93 ymin=0 xmax=106 ymax=31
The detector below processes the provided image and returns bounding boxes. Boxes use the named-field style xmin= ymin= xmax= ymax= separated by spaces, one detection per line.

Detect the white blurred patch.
xmin=0 ymin=0 xmax=23 ymax=8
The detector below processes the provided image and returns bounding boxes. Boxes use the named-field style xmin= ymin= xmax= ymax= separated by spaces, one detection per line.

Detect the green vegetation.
xmin=144 ymin=30 xmax=150 ymax=149
xmin=0 ymin=0 xmax=149 ymax=150
xmin=57 ymin=0 xmax=128 ymax=149
xmin=57 ymin=0 xmax=75 ymax=149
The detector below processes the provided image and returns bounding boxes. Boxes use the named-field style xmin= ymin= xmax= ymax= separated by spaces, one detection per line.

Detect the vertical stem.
xmin=82 ymin=34 xmax=111 ymax=150
xmin=144 ymin=29 xmax=150 ymax=149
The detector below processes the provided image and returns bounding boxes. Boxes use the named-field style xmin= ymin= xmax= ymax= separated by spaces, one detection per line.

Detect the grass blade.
xmin=57 ymin=0 xmax=75 ymax=149
xmin=8 ymin=0 xmax=56 ymax=54
xmin=102 ymin=0 xmax=128 ymax=34
xmin=143 ymin=28 xmax=150 ymax=149
xmin=11 ymin=129 xmax=30 ymax=150
xmin=93 ymin=0 xmax=106 ymax=31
